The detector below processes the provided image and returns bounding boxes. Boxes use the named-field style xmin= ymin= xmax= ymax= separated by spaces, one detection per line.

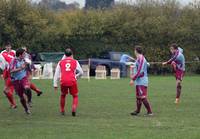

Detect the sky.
xmin=33 ymin=0 xmax=194 ymax=8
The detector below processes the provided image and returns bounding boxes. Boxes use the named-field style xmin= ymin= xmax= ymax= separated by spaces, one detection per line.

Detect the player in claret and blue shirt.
xmin=130 ymin=46 xmax=153 ymax=116
xmin=162 ymin=43 xmax=185 ymax=104
xmin=10 ymin=48 xmax=32 ymax=114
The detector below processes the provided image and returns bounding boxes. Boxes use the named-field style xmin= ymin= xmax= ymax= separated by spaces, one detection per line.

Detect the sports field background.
xmin=0 ymin=76 xmax=200 ymax=139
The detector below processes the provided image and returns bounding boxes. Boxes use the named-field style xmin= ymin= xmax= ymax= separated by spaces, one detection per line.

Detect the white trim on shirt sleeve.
xmin=53 ymin=62 xmax=61 ymax=87
xmin=76 ymin=61 xmax=83 ymax=78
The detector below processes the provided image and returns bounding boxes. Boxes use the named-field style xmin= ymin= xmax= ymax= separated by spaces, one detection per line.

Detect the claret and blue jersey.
xmin=167 ymin=49 xmax=185 ymax=71
xmin=10 ymin=58 xmax=26 ymax=81
xmin=132 ymin=55 xmax=148 ymax=87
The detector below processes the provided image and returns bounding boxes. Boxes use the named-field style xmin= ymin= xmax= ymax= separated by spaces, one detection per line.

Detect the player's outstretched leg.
xmin=72 ymin=95 xmax=78 ymax=117
xmin=131 ymin=98 xmax=142 ymax=116
xmin=142 ymin=98 xmax=153 ymax=116
xmin=30 ymin=83 xmax=43 ymax=96
xmin=60 ymin=93 xmax=66 ymax=115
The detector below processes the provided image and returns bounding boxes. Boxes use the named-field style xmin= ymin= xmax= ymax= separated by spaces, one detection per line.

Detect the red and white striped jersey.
xmin=1 ymin=50 xmax=16 ymax=64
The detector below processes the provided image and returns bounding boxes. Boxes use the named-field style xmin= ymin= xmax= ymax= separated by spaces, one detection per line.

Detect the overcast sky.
xmin=33 ymin=0 xmax=194 ymax=7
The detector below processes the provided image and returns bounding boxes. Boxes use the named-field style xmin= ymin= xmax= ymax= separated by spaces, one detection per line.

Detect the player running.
xmin=130 ymin=46 xmax=153 ymax=116
xmin=10 ymin=48 xmax=32 ymax=114
xmin=0 ymin=54 xmax=17 ymax=109
xmin=53 ymin=48 xmax=83 ymax=116
xmin=0 ymin=42 xmax=17 ymax=109
xmin=162 ymin=43 xmax=185 ymax=104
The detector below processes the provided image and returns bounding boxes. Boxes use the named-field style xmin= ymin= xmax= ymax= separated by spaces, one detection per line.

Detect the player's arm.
xmin=53 ymin=62 xmax=61 ymax=91
xmin=10 ymin=66 xmax=25 ymax=73
xmin=163 ymin=51 xmax=178 ymax=65
xmin=10 ymin=61 xmax=26 ymax=73
xmin=76 ymin=61 xmax=83 ymax=79
xmin=132 ymin=57 xmax=144 ymax=81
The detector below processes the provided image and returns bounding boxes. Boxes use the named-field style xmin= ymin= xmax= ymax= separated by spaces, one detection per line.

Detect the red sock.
xmin=142 ymin=98 xmax=152 ymax=113
xmin=60 ymin=94 xmax=66 ymax=112
xmin=30 ymin=83 xmax=41 ymax=94
xmin=176 ymin=84 xmax=182 ymax=99
xmin=6 ymin=92 xmax=16 ymax=106
xmin=72 ymin=96 xmax=78 ymax=112
xmin=136 ymin=98 xmax=142 ymax=113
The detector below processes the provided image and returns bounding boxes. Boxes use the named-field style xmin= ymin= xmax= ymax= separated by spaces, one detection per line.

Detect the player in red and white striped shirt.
xmin=53 ymin=48 xmax=83 ymax=116
xmin=0 ymin=42 xmax=17 ymax=109
xmin=1 ymin=42 xmax=15 ymax=63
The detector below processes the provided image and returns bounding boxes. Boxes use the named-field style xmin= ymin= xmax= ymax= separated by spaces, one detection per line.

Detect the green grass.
xmin=0 ymin=76 xmax=200 ymax=139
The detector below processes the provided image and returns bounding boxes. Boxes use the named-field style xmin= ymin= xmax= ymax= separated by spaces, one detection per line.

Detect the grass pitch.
xmin=0 ymin=76 xmax=200 ymax=139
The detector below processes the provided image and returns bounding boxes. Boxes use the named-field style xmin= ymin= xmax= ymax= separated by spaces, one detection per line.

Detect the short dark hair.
xmin=135 ymin=45 xmax=143 ymax=54
xmin=65 ymin=48 xmax=73 ymax=57
xmin=170 ymin=43 xmax=178 ymax=49
xmin=16 ymin=48 xmax=25 ymax=57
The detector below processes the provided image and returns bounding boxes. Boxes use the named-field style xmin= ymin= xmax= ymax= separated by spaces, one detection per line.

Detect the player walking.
xmin=130 ymin=46 xmax=153 ymax=116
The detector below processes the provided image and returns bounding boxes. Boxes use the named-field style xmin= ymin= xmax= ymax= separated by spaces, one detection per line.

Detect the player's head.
xmin=170 ymin=43 xmax=178 ymax=53
xmin=4 ymin=42 xmax=12 ymax=51
xmin=65 ymin=48 xmax=73 ymax=57
xmin=134 ymin=45 xmax=143 ymax=56
xmin=16 ymin=48 xmax=25 ymax=59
